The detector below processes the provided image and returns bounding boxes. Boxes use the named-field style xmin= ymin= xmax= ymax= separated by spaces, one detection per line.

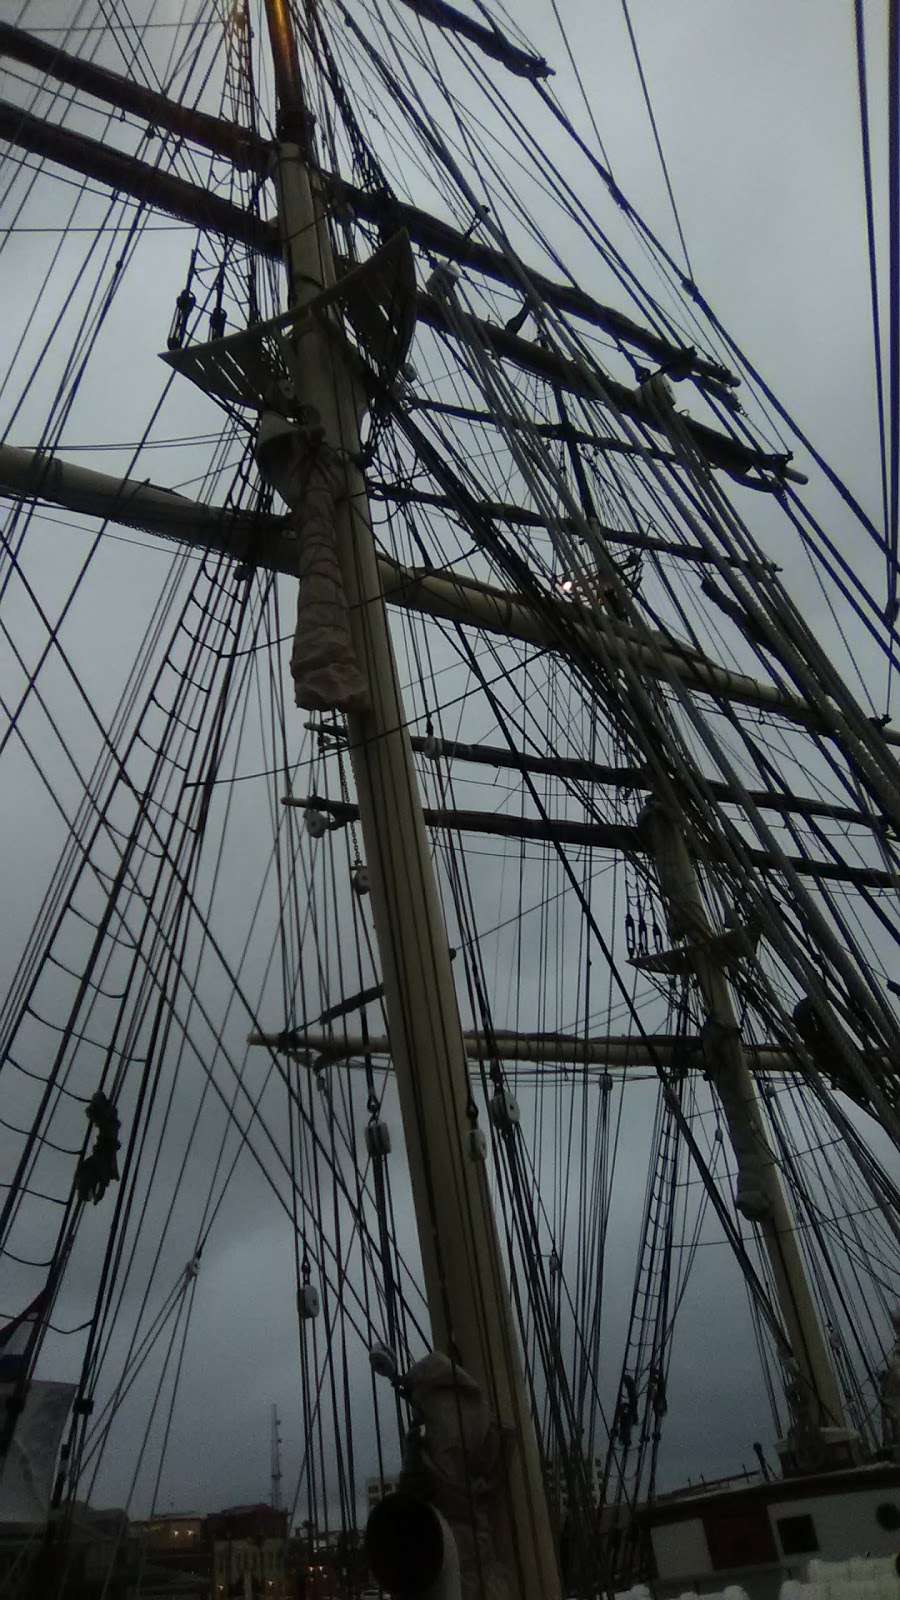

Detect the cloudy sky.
xmin=1 ymin=0 xmax=897 ymax=1539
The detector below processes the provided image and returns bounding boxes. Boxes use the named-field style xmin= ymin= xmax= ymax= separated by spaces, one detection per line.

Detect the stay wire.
xmin=618 ymin=0 xmax=694 ymax=284
xmin=889 ymin=0 xmax=900 ymax=623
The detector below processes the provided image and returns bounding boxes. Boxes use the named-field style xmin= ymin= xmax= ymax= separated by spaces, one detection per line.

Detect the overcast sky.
xmin=1 ymin=0 xmax=898 ymax=1537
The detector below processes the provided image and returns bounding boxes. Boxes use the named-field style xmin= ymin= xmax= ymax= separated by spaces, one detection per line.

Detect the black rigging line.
xmin=15 ymin=553 xmax=253 ymax=1363
xmin=1 ymin=546 xmax=242 ymax=1242
xmin=532 ymin=69 xmax=895 ymax=580
xmin=780 ymin=488 xmax=900 ymax=680
xmin=10 ymin=0 xmax=896 ymax=1529
xmin=889 ymin=0 xmax=900 ymax=624
xmin=76 ymin=577 xmax=260 ymax=1406
xmin=438 ymin=618 xmax=794 ymax=1358
xmin=29 ymin=569 xmax=419 ymax=1491
xmin=0 ymin=0 xmax=398 ymax=1510
xmin=618 ymin=0 xmax=693 ymax=285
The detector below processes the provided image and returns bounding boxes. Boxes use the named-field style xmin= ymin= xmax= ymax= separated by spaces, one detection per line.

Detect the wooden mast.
xmin=259 ymin=0 xmax=561 ymax=1591
xmin=641 ymin=803 xmax=849 ymax=1447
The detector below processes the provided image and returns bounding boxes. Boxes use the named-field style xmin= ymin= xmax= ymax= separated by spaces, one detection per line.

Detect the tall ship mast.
xmin=1 ymin=4 xmax=900 ymax=1597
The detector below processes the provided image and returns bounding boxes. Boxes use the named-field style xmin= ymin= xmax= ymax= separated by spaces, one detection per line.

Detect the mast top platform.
xmin=161 ymin=231 xmax=416 ymax=415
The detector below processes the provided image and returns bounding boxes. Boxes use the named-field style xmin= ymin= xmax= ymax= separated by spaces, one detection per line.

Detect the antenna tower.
xmin=270 ymin=1403 xmax=283 ymax=1512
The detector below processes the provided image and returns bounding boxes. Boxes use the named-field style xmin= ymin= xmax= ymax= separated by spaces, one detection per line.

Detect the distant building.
xmin=133 ymin=1511 xmax=210 ymax=1591
xmin=290 ymin=1523 xmax=367 ymax=1600
xmin=140 ymin=1509 xmax=206 ymax=1547
xmin=365 ymin=1475 xmax=399 ymax=1513
xmin=0 ymin=1500 xmax=295 ymax=1598
xmin=208 ymin=1502 xmax=290 ymax=1598
xmin=545 ymin=1455 xmax=603 ymax=1514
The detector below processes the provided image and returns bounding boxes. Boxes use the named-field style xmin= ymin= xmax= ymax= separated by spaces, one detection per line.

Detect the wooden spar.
xmin=413 ymin=395 xmax=642 ymax=437
xmin=4 ymin=443 xmax=900 ymax=745
xmin=291 ymin=794 xmax=641 ymax=852
xmin=246 ymin=1025 xmax=888 ymax=1087
xmin=2 ymin=443 xmax=890 ymax=828
xmin=0 ymin=445 xmax=684 ymax=577
xmin=370 ymin=482 xmax=780 ymax=569
xmin=414 ymin=737 xmax=647 ymax=788
xmin=0 ymin=428 xmax=881 ymax=834
xmin=387 ymin=0 xmax=551 ymax=79
xmin=403 ymin=735 xmax=880 ymax=829
xmin=411 ymin=291 xmax=794 ymax=482
xmin=408 ymin=396 xmax=684 ymax=458
xmin=257 ymin=1 xmax=562 ymax=1592
xmin=0 ymin=99 xmax=275 ymax=255
xmin=324 ymin=209 xmax=735 ymax=397
xmin=0 ymin=21 xmax=268 ymax=170
xmin=0 ymin=25 xmax=733 ymax=386
xmin=0 ymin=446 xmax=292 ymax=556
xmin=282 ymin=794 xmax=900 ymax=890
xmin=0 ymin=110 xmax=781 ymax=480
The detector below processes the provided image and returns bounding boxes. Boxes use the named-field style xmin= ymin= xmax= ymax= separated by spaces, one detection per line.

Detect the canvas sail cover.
xmin=0 ymin=1380 xmax=76 ymax=1524
xmin=287 ymin=432 xmax=370 ymax=714
xmin=400 ymin=1351 xmax=512 ymax=1600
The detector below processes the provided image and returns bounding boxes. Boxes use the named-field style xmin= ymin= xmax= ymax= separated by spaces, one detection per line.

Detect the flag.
xmin=0 ymin=1288 xmax=51 ymax=1383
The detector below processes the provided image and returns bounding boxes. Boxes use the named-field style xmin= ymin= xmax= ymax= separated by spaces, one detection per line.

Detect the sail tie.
xmin=74 ymin=1091 xmax=121 ymax=1206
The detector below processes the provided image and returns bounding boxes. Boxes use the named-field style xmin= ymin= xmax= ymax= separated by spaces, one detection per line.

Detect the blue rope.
xmin=853 ymin=1 xmax=890 ymax=577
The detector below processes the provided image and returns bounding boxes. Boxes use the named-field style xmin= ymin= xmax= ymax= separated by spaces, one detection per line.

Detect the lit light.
xmin=552 ymin=573 xmax=613 ymax=606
